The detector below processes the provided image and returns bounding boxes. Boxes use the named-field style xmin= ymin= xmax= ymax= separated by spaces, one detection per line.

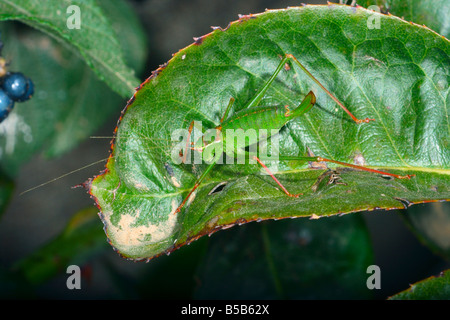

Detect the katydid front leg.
xmin=284 ymin=54 xmax=374 ymax=124
xmin=183 ymin=97 xmax=235 ymax=163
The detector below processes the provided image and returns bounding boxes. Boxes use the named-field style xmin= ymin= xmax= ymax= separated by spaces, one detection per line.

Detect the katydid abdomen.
xmin=219 ymin=91 xmax=316 ymax=152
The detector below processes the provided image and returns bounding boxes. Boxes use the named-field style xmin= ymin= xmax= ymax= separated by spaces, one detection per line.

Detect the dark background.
xmin=0 ymin=0 xmax=448 ymax=299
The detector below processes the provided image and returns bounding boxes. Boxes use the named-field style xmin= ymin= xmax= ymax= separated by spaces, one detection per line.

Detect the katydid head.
xmin=202 ymin=139 xmax=223 ymax=163
xmin=193 ymin=128 xmax=223 ymax=164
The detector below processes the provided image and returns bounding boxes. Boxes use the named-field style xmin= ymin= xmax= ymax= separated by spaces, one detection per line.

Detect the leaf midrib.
xmin=99 ymin=165 xmax=450 ymax=200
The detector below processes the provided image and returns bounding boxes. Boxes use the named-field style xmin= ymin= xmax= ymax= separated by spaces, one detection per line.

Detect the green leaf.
xmin=90 ymin=5 xmax=449 ymax=260
xmin=194 ymin=214 xmax=374 ymax=299
xmin=12 ymin=207 xmax=107 ymax=286
xmin=0 ymin=0 xmax=141 ymax=97
xmin=0 ymin=22 xmax=120 ymax=173
xmin=390 ymin=269 xmax=450 ymax=300
xmin=355 ymin=0 xmax=450 ymax=38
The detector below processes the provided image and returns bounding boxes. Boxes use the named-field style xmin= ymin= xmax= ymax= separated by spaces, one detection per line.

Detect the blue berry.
xmin=16 ymin=77 xmax=34 ymax=102
xmin=2 ymin=72 xmax=28 ymax=100
xmin=0 ymin=89 xmax=14 ymax=121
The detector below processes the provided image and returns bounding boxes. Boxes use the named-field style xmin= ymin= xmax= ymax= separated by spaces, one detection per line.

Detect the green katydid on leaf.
xmin=89 ymin=5 xmax=449 ymax=260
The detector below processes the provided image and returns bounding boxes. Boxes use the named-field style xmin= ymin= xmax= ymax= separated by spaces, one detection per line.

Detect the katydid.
xmin=174 ymin=54 xmax=414 ymax=215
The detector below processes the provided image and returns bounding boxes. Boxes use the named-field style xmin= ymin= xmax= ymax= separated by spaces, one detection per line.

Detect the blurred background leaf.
xmin=401 ymin=202 xmax=450 ymax=261
xmin=0 ymin=0 xmax=148 ymax=176
xmin=11 ymin=207 xmax=106 ymax=287
xmin=0 ymin=22 xmax=121 ymax=172
xmin=353 ymin=0 xmax=450 ymax=38
xmin=390 ymin=269 xmax=450 ymax=300
xmin=194 ymin=214 xmax=374 ymax=299
xmin=0 ymin=0 xmax=144 ymax=97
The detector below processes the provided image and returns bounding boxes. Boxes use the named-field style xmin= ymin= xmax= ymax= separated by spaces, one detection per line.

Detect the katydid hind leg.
xmin=313 ymin=156 xmax=414 ymax=179
xmin=241 ymin=53 xmax=374 ymax=124
xmin=284 ymin=54 xmax=374 ymax=124
xmin=253 ymin=156 xmax=302 ymax=198
xmin=276 ymin=155 xmax=414 ymax=179
xmin=220 ymin=97 xmax=235 ymax=124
